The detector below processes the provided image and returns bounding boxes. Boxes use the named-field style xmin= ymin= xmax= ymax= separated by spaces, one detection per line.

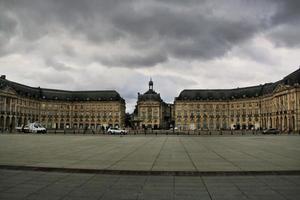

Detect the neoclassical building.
xmin=132 ymin=79 xmax=171 ymax=129
xmin=174 ymin=69 xmax=300 ymax=131
xmin=0 ymin=75 xmax=125 ymax=131
xmin=1 ymin=69 xmax=300 ymax=132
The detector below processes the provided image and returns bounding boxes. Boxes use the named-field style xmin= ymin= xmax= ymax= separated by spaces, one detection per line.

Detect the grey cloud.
xmin=0 ymin=1 xmax=298 ymax=72
xmin=0 ymin=7 xmax=18 ymax=55
xmin=267 ymin=0 xmax=300 ymax=47
xmin=45 ymin=58 xmax=73 ymax=71
xmin=1 ymin=0 xmax=292 ymax=67
xmin=232 ymin=41 xmax=277 ymax=65
xmin=62 ymin=44 xmax=77 ymax=57
xmin=267 ymin=24 xmax=300 ymax=48
xmin=18 ymin=65 xmax=75 ymax=87
xmin=271 ymin=0 xmax=300 ymax=25
xmin=99 ymin=52 xmax=168 ymax=68
xmin=110 ymin=2 xmax=263 ymax=61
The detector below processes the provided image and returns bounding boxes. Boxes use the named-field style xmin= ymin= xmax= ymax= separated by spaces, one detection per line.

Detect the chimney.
xmin=0 ymin=75 xmax=6 ymax=79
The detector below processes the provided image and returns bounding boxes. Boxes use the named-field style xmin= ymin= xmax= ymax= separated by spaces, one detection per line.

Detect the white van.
xmin=27 ymin=122 xmax=47 ymax=133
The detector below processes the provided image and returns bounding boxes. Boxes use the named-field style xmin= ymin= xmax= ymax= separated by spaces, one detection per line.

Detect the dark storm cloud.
xmin=0 ymin=6 xmax=18 ymax=55
xmin=270 ymin=0 xmax=300 ymax=25
xmin=267 ymin=0 xmax=300 ymax=47
xmin=267 ymin=24 xmax=300 ymax=48
xmin=0 ymin=0 xmax=299 ymax=66
xmin=98 ymin=52 xmax=168 ymax=68
xmin=110 ymin=3 xmax=262 ymax=60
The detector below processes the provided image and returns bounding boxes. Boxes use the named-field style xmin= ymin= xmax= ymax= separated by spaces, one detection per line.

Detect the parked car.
xmin=18 ymin=122 xmax=47 ymax=133
xmin=15 ymin=125 xmax=23 ymax=132
xmin=15 ymin=125 xmax=30 ymax=133
xmin=22 ymin=124 xmax=31 ymax=133
xmin=263 ymin=128 xmax=279 ymax=134
xmin=107 ymin=127 xmax=127 ymax=135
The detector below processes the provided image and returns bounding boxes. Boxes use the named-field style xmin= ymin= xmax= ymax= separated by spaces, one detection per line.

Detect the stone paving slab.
xmin=0 ymin=134 xmax=300 ymax=173
xmin=0 ymin=169 xmax=300 ymax=200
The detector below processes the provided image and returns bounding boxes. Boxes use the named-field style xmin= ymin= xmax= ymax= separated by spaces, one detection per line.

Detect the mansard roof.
xmin=176 ymin=68 xmax=300 ymax=101
xmin=138 ymin=89 xmax=162 ymax=102
xmin=0 ymin=78 xmax=125 ymax=102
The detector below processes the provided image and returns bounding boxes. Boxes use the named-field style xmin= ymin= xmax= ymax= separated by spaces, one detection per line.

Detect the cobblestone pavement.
xmin=0 ymin=134 xmax=300 ymax=172
xmin=0 ymin=169 xmax=299 ymax=200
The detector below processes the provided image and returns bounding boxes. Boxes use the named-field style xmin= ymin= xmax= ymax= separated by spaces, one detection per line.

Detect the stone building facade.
xmin=133 ymin=79 xmax=171 ymax=129
xmin=1 ymin=69 xmax=300 ymax=132
xmin=174 ymin=69 xmax=300 ymax=131
xmin=0 ymin=75 xmax=125 ymax=131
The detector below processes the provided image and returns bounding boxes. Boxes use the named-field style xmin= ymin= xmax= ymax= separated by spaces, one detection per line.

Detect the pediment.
xmin=273 ymin=84 xmax=290 ymax=94
xmin=0 ymin=85 xmax=17 ymax=96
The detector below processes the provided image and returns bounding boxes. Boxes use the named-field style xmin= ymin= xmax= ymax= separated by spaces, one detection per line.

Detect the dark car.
xmin=263 ymin=128 xmax=280 ymax=134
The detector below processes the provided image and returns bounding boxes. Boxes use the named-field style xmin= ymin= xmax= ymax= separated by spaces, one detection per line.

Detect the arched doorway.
xmin=284 ymin=116 xmax=287 ymax=131
xmin=5 ymin=116 xmax=10 ymax=131
xmin=242 ymin=124 xmax=247 ymax=130
xmin=292 ymin=116 xmax=295 ymax=131
xmin=0 ymin=116 xmax=4 ymax=131
xmin=203 ymin=116 xmax=207 ymax=129
xmin=222 ymin=118 xmax=227 ymax=129
xmin=60 ymin=120 xmax=65 ymax=129
xmin=11 ymin=117 xmax=16 ymax=131
xmin=18 ymin=118 xmax=22 ymax=126
xmin=24 ymin=117 xmax=27 ymax=125
xmin=209 ymin=117 xmax=214 ymax=130
xmin=216 ymin=117 xmax=220 ymax=130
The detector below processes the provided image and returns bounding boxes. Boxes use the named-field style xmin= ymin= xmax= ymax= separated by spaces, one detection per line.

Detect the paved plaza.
xmin=0 ymin=169 xmax=299 ymax=200
xmin=0 ymin=134 xmax=299 ymax=172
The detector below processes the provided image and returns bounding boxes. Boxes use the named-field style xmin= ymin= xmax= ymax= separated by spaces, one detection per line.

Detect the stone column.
xmin=9 ymin=98 xmax=12 ymax=113
xmin=3 ymin=97 xmax=7 ymax=112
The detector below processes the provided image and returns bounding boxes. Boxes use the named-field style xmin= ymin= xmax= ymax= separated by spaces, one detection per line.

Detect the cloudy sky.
xmin=0 ymin=0 xmax=299 ymax=112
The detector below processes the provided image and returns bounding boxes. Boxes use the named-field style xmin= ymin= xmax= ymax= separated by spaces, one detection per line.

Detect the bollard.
xmin=231 ymin=130 xmax=233 ymax=135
